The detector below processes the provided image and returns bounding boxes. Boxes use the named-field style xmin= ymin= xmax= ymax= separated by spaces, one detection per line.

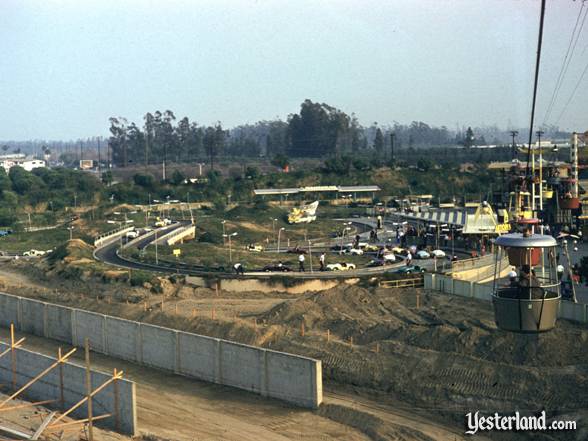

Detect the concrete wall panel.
xmin=559 ymin=301 xmax=587 ymax=323
xmin=73 ymin=310 xmax=106 ymax=352
xmin=453 ymin=280 xmax=473 ymax=298
xmin=219 ymin=341 xmax=263 ymax=392
xmin=177 ymin=333 xmax=218 ymax=382
xmin=46 ymin=304 xmax=72 ymax=343
xmin=105 ymin=317 xmax=139 ymax=362
xmin=19 ymin=298 xmax=45 ymax=336
xmin=266 ymin=351 xmax=322 ymax=408
xmin=0 ymin=293 xmax=20 ymax=328
xmin=473 ymin=284 xmax=493 ymax=301
xmin=140 ymin=324 xmax=176 ymax=371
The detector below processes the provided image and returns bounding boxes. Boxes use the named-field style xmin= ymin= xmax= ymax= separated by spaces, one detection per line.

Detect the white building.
xmin=0 ymin=156 xmax=46 ymax=172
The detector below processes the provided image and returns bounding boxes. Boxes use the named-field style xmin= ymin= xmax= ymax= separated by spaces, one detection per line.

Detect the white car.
xmin=125 ymin=230 xmax=139 ymax=239
xmin=431 ymin=249 xmax=446 ymax=258
xmin=326 ymin=262 xmax=356 ymax=271
xmin=382 ymin=253 xmax=396 ymax=262
xmin=344 ymin=247 xmax=364 ymax=256
xmin=345 ymin=242 xmax=368 ymax=249
xmin=416 ymin=250 xmax=431 ymax=259
xmin=23 ymin=249 xmax=46 ymax=257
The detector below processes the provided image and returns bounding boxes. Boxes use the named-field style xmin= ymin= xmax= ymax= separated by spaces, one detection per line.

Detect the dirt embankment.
xmin=0 ymin=263 xmax=587 ymax=441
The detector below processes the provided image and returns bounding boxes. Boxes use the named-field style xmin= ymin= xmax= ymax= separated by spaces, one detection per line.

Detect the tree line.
xmin=106 ymin=100 xmax=572 ymax=167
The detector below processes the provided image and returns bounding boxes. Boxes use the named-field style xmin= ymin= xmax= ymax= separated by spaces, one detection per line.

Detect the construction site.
xmin=0 ymin=248 xmax=585 ymax=441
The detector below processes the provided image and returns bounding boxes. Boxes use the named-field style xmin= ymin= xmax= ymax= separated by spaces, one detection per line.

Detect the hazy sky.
xmin=1 ymin=0 xmax=586 ymax=140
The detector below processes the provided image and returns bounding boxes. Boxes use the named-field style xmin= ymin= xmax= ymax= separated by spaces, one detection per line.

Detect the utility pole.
xmin=390 ymin=132 xmax=395 ymax=164
xmin=510 ymin=130 xmax=518 ymax=160
xmin=536 ymin=130 xmax=544 ymax=214
xmin=97 ymin=137 xmax=101 ymax=174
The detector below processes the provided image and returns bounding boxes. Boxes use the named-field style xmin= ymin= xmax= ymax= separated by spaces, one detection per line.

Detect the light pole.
xmin=341 ymin=222 xmax=352 ymax=250
xmin=308 ymin=239 xmax=313 ymax=273
xmin=155 ymin=229 xmax=159 ymax=265
xmin=67 ymin=226 xmax=74 ymax=241
xmin=277 ymin=227 xmax=285 ymax=253
xmin=271 ymin=218 xmax=277 ymax=234
xmin=221 ymin=220 xmax=226 ymax=244
xmin=223 ymin=232 xmax=238 ymax=263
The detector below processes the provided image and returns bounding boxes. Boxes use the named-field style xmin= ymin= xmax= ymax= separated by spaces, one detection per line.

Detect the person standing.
xmin=298 ymin=253 xmax=305 ymax=272
xmin=319 ymin=252 xmax=326 ymax=271
xmin=406 ymin=251 xmax=412 ymax=266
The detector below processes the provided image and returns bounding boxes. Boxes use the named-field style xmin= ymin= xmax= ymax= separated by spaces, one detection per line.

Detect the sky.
xmin=0 ymin=0 xmax=587 ymax=140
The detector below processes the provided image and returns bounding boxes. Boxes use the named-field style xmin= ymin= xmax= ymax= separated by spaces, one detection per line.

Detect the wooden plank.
xmin=31 ymin=411 xmax=56 ymax=440
xmin=0 ymin=424 xmax=32 ymax=440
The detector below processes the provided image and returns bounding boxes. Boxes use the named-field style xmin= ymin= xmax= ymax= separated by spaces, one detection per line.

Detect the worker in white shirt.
xmin=298 ymin=253 xmax=305 ymax=272
xmin=556 ymin=263 xmax=565 ymax=280
xmin=319 ymin=253 xmax=326 ymax=271
xmin=508 ymin=266 xmax=518 ymax=286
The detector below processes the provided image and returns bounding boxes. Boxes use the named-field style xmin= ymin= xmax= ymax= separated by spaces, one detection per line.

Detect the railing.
xmin=155 ymin=224 xmax=196 ymax=246
xmin=380 ymin=276 xmax=424 ymax=288
xmin=94 ymin=225 xmax=135 ymax=247
xmin=449 ymin=253 xmax=496 ymax=272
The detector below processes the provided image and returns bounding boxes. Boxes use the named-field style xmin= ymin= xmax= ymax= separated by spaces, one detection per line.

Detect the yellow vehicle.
xmin=508 ymin=191 xmax=534 ymax=222
xmin=288 ymin=201 xmax=319 ymax=224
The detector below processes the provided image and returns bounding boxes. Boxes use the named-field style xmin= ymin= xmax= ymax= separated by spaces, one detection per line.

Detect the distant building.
xmin=0 ymin=156 xmax=46 ymax=172
xmin=79 ymin=159 xmax=94 ymax=170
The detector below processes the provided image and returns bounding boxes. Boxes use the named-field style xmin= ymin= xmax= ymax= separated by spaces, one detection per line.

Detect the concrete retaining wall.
xmin=0 ymin=342 xmax=136 ymax=435
xmin=94 ymin=226 xmax=135 ymax=248
xmin=0 ymin=292 xmax=322 ymax=408
xmin=427 ymin=274 xmax=587 ymax=324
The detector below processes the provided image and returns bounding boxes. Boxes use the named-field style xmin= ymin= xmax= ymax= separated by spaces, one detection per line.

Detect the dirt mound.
xmin=319 ymin=403 xmax=435 ymax=441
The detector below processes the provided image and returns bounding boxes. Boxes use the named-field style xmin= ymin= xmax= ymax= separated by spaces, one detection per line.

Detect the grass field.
xmin=0 ymin=228 xmax=70 ymax=253
xmin=134 ymin=203 xmax=375 ymax=270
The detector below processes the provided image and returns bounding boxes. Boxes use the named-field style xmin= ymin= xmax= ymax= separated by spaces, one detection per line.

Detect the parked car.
xmin=394 ymin=265 xmax=426 ymax=274
xmin=0 ymin=230 xmax=12 ymax=237
xmin=392 ymin=246 xmax=407 ymax=255
xmin=363 ymin=244 xmax=380 ymax=252
xmin=247 ymin=244 xmax=264 ymax=252
xmin=154 ymin=218 xmax=172 ymax=227
xmin=327 ymin=262 xmax=356 ymax=271
xmin=431 ymin=249 xmax=446 ymax=258
xmin=343 ymin=247 xmax=364 ymax=256
xmin=367 ymin=259 xmax=395 ymax=267
xmin=262 ymin=264 xmax=292 ymax=272
xmin=416 ymin=250 xmax=431 ymax=259
xmin=382 ymin=253 xmax=396 ymax=262
xmin=23 ymin=249 xmax=46 ymax=257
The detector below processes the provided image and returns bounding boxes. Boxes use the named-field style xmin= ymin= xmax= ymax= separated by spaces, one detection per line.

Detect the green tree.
xmin=170 ymin=169 xmax=186 ymax=185
xmin=464 ymin=127 xmax=475 ymax=148
xmin=374 ymin=127 xmax=384 ymax=156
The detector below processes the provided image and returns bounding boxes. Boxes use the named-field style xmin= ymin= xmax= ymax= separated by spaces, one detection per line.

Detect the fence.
xmin=0 ymin=292 xmax=322 ymax=409
xmin=424 ymin=273 xmax=588 ymax=324
xmin=380 ymin=276 xmax=424 ymax=289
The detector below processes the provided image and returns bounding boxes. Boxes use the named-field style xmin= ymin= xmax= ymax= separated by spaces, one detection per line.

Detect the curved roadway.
xmin=93 ymin=222 xmax=428 ymax=279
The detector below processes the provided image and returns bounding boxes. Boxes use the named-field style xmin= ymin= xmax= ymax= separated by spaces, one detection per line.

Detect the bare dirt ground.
xmin=0 ymin=260 xmax=586 ymax=440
